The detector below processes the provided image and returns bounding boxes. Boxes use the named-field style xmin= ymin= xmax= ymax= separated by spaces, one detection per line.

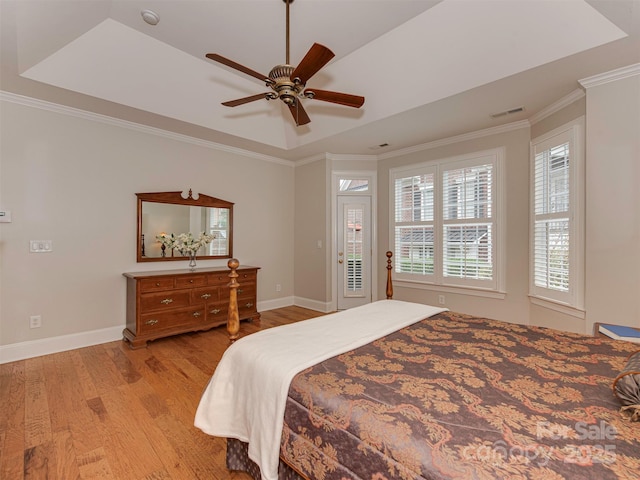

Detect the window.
xmin=391 ymin=149 xmax=504 ymax=293
xmin=339 ymin=178 xmax=370 ymax=192
xmin=530 ymin=118 xmax=584 ymax=312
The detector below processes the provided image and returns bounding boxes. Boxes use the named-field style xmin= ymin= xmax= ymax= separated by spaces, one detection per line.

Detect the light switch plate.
xmin=30 ymin=240 xmax=53 ymax=253
xmin=0 ymin=211 xmax=11 ymax=223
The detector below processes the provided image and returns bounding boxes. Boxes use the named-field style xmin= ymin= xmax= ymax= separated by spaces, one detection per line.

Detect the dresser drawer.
xmin=140 ymin=307 xmax=206 ymax=334
xmin=140 ymin=290 xmax=191 ymax=311
xmin=176 ymin=275 xmax=207 ymax=289
xmin=238 ymin=299 xmax=257 ymax=316
xmin=238 ymin=271 xmax=257 ymax=282
xmin=192 ymin=286 xmax=220 ymax=304
xmin=220 ymin=282 xmax=256 ymax=300
xmin=139 ymin=277 xmax=175 ymax=292
xmin=207 ymin=273 xmax=230 ymax=286
xmin=237 ymin=283 xmax=256 ymax=299
xmin=207 ymin=301 xmax=228 ymax=321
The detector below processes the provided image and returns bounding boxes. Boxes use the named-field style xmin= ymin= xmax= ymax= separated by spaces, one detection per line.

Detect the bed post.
xmin=386 ymin=251 xmax=393 ymax=299
xmin=227 ymin=258 xmax=240 ymax=343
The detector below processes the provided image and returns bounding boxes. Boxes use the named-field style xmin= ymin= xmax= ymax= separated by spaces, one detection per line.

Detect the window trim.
xmin=390 ymin=148 xmax=505 ymax=295
xmin=529 ymin=117 xmax=585 ymax=312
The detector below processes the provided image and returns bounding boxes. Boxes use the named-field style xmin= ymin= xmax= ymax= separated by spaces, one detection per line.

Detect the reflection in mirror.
xmin=137 ymin=190 xmax=233 ymax=262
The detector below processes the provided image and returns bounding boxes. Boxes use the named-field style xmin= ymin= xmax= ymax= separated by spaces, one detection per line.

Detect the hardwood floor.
xmin=0 ymin=306 xmax=325 ymax=480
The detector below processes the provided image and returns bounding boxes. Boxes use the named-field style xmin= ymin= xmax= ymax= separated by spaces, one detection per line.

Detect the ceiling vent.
xmin=490 ymin=106 xmax=525 ymax=119
xmin=368 ymin=142 xmax=390 ymax=150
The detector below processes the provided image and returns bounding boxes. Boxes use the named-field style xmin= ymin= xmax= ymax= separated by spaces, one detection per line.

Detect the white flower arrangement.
xmin=156 ymin=231 xmax=216 ymax=256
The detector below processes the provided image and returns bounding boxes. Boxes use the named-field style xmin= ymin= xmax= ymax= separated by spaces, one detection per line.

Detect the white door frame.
xmin=330 ymin=170 xmax=377 ymax=312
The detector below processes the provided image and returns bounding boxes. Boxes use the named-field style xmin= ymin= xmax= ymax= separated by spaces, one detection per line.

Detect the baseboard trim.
xmin=257 ymin=296 xmax=295 ymax=311
xmin=0 ymin=326 xmax=124 ymax=364
xmin=1 ymin=298 xmax=332 ymax=363
xmin=293 ymin=296 xmax=333 ymax=313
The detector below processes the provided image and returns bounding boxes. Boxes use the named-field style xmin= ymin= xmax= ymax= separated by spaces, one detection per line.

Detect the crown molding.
xmin=0 ymin=91 xmax=295 ymax=168
xmin=326 ymin=153 xmax=378 ymax=162
xmin=295 ymin=152 xmax=328 ymax=167
xmin=377 ymin=120 xmax=530 ymax=160
xmin=579 ymin=63 xmax=640 ymax=89
xmin=528 ymin=89 xmax=585 ymax=125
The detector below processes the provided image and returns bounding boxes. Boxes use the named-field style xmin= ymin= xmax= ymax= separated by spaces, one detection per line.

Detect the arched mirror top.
xmin=137 ymin=190 xmax=234 ymax=262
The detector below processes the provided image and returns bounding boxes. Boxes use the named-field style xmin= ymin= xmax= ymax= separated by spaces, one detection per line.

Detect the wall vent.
xmin=490 ymin=106 xmax=525 ymax=119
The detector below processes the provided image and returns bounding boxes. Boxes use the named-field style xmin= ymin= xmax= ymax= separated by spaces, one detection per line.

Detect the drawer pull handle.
xmin=237 ymin=288 xmax=244 ymax=294
xmin=210 ymin=308 xmax=221 ymax=314
xmin=245 ymin=302 xmax=254 ymax=308
xmin=193 ymin=311 xmax=202 ymax=317
xmin=189 ymin=279 xmax=194 ymax=283
xmin=160 ymin=298 xmax=173 ymax=305
xmin=155 ymin=282 xmax=161 ymax=287
xmin=145 ymin=319 xmax=159 ymax=326
xmin=201 ymin=293 xmax=212 ymax=299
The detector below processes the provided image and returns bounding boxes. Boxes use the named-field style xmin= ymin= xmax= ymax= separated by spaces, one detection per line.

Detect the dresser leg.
xmin=122 ymin=328 xmax=148 ymax=349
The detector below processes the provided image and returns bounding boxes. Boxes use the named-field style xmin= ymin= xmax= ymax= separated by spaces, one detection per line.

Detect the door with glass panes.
xmin=337 ymin=196 xmax=371 ymax=310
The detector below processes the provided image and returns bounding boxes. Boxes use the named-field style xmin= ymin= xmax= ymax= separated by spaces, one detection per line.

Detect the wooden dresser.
xmin=123 ymin=266 xmax=260 ymax=348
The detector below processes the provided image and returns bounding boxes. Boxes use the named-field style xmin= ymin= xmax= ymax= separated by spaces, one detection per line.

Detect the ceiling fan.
xmin=205 ymin=0 xmax=365 ymax=126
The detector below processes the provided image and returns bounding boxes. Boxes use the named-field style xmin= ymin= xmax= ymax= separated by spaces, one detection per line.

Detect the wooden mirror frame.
xmin=136 ymin=190 xmax=234 ymax=263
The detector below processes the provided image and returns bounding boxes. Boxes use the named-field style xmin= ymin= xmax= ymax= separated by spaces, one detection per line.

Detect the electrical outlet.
xmin=276 ymin=284 xmax=282 ymax=292
xmin=438 ymin=295 xmax=445 ymax=305
xmin=29 ymin=315 xmax=42 ymax=328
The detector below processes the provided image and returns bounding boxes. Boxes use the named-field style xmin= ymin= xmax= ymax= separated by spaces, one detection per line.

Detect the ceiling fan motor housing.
xmin=268 ymin=64 xmax=303 ymax=105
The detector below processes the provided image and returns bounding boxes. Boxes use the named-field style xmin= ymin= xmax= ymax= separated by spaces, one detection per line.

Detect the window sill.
xmin=529 ymin=295 xmax=585 ymax=319
xmin=395 ymin=280 xmax=506 ymax=300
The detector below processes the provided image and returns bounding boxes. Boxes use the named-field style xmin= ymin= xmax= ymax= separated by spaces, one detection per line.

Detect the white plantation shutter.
xmin=533 ymin=144 xmax=570 ymax=291
xmin=530 ymin=118 xmax=584 ymax=311
xmin=345 ymin=204 xmax=364 ymax=291
xmin=442 ymin=162 xmax=495 ymax=287
xmin=393 ymin=170 xmax=436 ymax=277
xmin=391 ymin=149 xmax=503 ymax=292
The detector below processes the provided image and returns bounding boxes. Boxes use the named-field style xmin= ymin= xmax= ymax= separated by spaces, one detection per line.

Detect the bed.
xmin=195 ymin=254 xmax=640 ymax=480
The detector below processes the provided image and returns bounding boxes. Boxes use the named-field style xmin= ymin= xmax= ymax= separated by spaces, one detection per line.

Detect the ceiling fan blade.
xmin=222 ymin=93 xmax=270 ymax=107
xmin=206 ymin=53 xmax=269 ymax=83
xmin=304 ymin=89 xmax=365 ymax=108
xmin=290 ymin=43 xmax=335 ymax=85
xmin=288 ymin=101 xmax=311 ymax=126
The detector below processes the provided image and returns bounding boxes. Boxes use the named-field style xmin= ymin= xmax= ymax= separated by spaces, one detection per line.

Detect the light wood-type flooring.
xmin=0 ymin=306 xmax=325 ymax=479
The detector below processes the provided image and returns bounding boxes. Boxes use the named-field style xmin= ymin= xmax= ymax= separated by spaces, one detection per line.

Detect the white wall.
xmin=0 ymin=99 xmax=294 ymax=358
xmin=293 ymin=159 xmax=329 ymax=308
xmin=584 ymin=72 xmax=640 ymax=330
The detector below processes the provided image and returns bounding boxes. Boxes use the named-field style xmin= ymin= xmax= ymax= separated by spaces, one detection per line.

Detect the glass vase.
xmin=188 ymin=252 xmax=197 ymax=270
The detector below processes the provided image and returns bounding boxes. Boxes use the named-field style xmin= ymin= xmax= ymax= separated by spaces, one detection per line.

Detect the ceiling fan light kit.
xmin=206 ymin=0 xmax=364 ymax=126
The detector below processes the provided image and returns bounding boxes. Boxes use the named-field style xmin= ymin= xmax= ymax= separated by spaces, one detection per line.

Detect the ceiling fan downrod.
xmin=206 ymin=0 xmax=363 ymax=126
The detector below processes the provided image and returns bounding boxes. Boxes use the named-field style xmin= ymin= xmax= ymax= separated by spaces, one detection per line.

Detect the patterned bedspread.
xmin=280 ymin=311 xmax=640 ymax=480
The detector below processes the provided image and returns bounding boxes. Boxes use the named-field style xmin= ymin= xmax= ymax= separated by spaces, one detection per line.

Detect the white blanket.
xmin=194 ymin=300 xmax=446 ymax=480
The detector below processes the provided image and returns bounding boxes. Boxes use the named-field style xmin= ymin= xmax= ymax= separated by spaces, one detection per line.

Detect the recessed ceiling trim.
xmin=378 ymin=120 xmax=531 ymax=161
xmin=0 ymin=91 xmax=295 ymax=167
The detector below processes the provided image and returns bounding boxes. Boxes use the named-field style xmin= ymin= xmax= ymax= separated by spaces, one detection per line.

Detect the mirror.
xmin=137 ymin=190 xmax=233 ymax=262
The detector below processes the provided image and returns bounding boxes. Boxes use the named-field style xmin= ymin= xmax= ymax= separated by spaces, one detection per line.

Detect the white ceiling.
xmin=1 ymin=0 xmax=639 ymax=161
